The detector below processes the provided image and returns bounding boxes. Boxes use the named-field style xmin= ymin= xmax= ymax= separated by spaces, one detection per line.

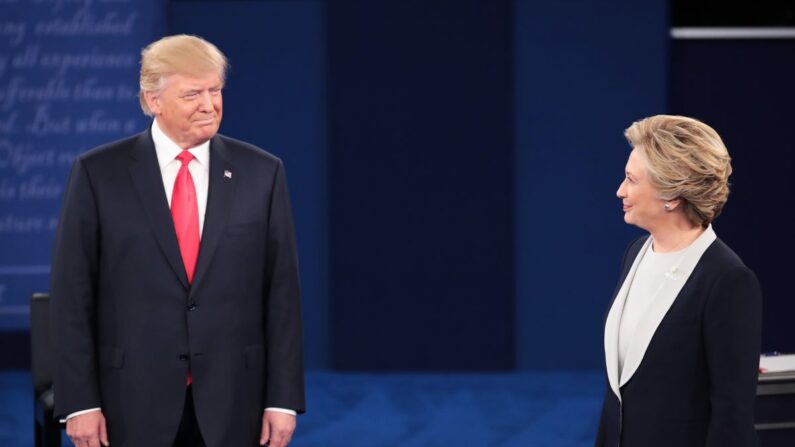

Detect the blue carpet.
xmin=0 ymin=370 xmax=603 ymax=446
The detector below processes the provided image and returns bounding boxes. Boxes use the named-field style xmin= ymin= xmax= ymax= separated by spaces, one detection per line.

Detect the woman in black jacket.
xmin=595 ymin=115 xmax=762 ymax=447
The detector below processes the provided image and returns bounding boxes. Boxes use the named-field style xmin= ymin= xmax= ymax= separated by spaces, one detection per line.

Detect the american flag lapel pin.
xmin=224 ymin=170 xmax=232 ymax=180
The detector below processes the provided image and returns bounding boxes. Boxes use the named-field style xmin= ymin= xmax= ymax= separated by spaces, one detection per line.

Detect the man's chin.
xmin=195 ymin=126 xmax=219 ymax=142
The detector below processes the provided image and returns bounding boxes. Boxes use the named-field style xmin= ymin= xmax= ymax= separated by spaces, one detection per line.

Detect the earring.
xmin=664 ymin=202 xmax=671 ymax=211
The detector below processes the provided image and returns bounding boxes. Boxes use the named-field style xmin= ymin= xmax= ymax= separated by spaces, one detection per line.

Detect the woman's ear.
xmin=664 ymin=198 xmax=682 ymax=212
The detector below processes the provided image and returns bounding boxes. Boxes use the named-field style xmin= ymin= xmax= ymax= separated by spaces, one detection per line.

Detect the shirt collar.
xmin=151 ymin=119 xmax=210 ymax=169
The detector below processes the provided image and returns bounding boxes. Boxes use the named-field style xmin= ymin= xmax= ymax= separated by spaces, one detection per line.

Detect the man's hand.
xmin=260 ymin=410 xmax=296 ymax=447
xmin=66 ymin=410 xmax=109 ymax=447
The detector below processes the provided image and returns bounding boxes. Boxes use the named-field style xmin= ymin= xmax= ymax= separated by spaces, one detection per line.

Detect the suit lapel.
xmin=189 ymin=135 xmax=236 ymax=296
xmin=604 ymin=237 xmax=652 ymax=402
xmin=128 ymin=130 xmax=189 ymax=290
xmin=618 ymin=226 xmax=717 ymax=388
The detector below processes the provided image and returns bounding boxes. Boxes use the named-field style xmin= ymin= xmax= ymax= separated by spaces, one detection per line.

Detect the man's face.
xmin=145 ymin=71 xmax=223 ymax=148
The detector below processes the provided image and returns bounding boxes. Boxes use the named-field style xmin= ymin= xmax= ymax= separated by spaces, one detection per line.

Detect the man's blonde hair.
xmin=139 ymin=34 xmax=228 ymax=116
xmin=625 ymin=115 xmax=732 ymax=228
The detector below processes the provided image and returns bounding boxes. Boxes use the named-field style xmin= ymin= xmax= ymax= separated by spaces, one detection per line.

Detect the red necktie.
xmin=172 ymin=150 xmax=199 ymax=386
xmin=171 ymin=150 xmax=200 ymax=284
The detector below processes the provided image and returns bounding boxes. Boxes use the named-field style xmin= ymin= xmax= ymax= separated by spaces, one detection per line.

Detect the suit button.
xmin=179 ymin=354 xmax=189 ymax=361
xmin=187 ymin=303 xmax=198 ymax=311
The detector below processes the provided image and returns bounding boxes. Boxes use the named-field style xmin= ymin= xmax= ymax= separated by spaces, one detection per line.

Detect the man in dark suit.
xmin=50 ymin=34 xmax=304 ymax=447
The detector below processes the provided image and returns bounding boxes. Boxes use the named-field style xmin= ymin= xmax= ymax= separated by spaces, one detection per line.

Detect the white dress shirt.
xmin=151 ymin=119 xmax=210 ymax=236
xmin=63 ymin=121 xmax=295 ymax=421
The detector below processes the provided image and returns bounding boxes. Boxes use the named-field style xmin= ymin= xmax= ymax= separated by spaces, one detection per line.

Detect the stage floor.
xmin=1 ymin=370 xmax=603 ymax=446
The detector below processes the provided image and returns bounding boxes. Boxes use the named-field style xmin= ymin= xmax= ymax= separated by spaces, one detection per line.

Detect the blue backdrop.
xmin=327 ymin=0 xmax=515 ymax=371
xmin=2 ymin=0 xmax=792 ymax=371
xmin=514 ymin=0 xmax=667 ymax=369
xmin=0 ymin=0 xmax=165 ymax=329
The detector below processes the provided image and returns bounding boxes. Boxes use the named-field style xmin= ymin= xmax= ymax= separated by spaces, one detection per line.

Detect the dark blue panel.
xmin=669 ymin=39 xmax=795 ymax=353
xmin=329 ymin=0 xmax=515 ymax=370
xmin=168 ymin=1 xmax=328 ymax=368
xmin=514 ymin=0 xmax=668 ymax=369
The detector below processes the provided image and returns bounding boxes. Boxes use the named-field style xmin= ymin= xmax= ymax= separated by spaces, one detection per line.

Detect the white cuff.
xmin=265 ymin=407 xmax=297 ymax=416
xmin=60 ymin=407 xmax=101 ymax=423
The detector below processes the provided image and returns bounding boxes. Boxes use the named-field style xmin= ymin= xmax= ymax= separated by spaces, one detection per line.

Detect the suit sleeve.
xmin=49 ymin=156 xmax=102 ymax=418
xmin=263 ymin=159 xmax=305 ymax=413
xmin=703 ymin=265 xmax=762 ymax=446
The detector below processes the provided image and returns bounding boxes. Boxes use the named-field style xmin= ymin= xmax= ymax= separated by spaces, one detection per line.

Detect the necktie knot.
xmin=176 ymin=150 xmax=194 ymax=166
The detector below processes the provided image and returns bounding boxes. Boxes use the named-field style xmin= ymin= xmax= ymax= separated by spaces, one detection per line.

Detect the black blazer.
xmin=50 ymin=130 xmax=305 ymax=447
xmin=595 ymin=236 xmax=762 ymax=447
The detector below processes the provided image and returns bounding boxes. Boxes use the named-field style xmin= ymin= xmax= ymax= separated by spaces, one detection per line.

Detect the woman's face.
xmin=616 ymin=148 xmax=667 ymax=231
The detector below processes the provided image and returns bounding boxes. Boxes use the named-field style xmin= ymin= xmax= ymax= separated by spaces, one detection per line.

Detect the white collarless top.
xmin=604 ymin=225 xmax=717 ymax=400
xmin=617 ymin=247 xmax=685 ymax=374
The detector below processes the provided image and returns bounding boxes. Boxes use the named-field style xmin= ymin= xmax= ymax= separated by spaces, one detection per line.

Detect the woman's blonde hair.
xmin=139 ymin=34 xmax=228 ymax=116
xmin=625 ymin=115 xmax=732 ymax=228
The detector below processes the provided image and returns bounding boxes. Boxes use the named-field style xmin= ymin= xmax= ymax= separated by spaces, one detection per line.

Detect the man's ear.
xmin=143 ymin=90 xmax=161 ymax=115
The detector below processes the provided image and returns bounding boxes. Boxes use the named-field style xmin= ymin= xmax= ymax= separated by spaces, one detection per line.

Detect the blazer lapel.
xmin=604 ymin=237 xmax=652 ymax=402
xmin=189 ymin=135 xmax=236 ymax=296
xmin=128 ymin=130 xmax=189 ymax=290
xmin=618 ymin=226 xmax=718 ymax=388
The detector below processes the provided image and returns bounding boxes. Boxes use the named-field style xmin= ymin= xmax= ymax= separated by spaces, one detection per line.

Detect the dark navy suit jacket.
xmin=595 ymin=236 xmax=761 ymax=447
xmin=50 ymin=129 xmax=305 ymax=447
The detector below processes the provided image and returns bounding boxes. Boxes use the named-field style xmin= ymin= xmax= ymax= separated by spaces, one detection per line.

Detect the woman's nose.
xmin=616 ymin=179 xmax=626 ymax=199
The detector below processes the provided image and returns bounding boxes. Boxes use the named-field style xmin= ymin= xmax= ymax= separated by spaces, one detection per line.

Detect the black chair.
xmin=30 ymin=292 xmax=62 ymax=447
